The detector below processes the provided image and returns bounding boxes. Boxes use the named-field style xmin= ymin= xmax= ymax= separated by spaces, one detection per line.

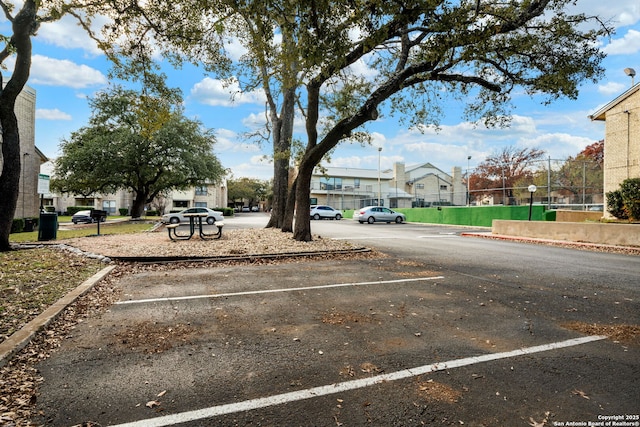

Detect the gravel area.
xmin=64 ymin=226 xmax=361 ymax=259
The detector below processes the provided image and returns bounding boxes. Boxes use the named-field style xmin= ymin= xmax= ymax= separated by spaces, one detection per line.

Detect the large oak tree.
xmin=52 ymin=86 xmax=225 ymax=218
xmin=41 ymin=0 xmax=612 ymax=242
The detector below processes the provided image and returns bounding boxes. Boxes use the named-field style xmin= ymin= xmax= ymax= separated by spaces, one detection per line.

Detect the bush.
xmin=119 ymin=208 xmax=129 ymax=216
xmin=145 ymin=210 xmax=159 ymax=216
xmin=620 ymin=178 xmax=640 ymax=221
xmin=11 ymin=218 xmax=25 ymax=234
xmin=606 ymin=190 xmax=628 ymax=220
xmin=215 ymin=207 xmax=234 ymax=216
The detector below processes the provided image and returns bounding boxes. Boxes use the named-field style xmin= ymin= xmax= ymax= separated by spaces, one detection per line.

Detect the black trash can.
xmin=38 ymin=212 xmax=58 ymax=241
xmin=23 ymin=218 xmax=35 ymax=232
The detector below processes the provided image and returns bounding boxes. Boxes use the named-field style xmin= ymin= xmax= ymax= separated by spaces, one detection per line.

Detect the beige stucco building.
xmin=0 ymin=85 xmax=49 ymax=219
xmin=40 ymin=160 xmax=227 ymax=215
xmin=590 ymin=82 xmax=640 ymax=207
xmin=310 ymin=162 xmax=465 ymax=210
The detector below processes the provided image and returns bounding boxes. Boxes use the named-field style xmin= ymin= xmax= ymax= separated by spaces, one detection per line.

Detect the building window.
xmin=173 ymin=200 xmax=189 ymax=208
xmin=102 ymin=200 xmax=116 ymax=214
xmin=416 ymin=184 xmax=424 ymax=189
xmin=440 ymin=185 xmax=448 ymax=190
xmin=354 ymin=179 xmax=360 ymax=189
xmin=195 ymin=202 xmax=207 ymax=208
xmin=320 ymin=177 xmax=342 ymax=191
xmin=195 ymin=186 xmax=207 ymax=196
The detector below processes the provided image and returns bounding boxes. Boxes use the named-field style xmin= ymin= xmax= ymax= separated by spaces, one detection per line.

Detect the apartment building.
xmin=590 ymin=81 xmax=640 ymax=213
xmin=0 ymin=85 xmax=49 ymax=219
xmin=310 ymin=162 xmax=465 ymax=210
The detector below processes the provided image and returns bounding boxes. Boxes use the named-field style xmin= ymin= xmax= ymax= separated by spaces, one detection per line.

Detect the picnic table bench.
xmin=166 ymin=213 xmax=223 ymax=241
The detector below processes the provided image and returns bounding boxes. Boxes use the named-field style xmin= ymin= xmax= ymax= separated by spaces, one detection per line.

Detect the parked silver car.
xmin=310 ymin=205 xmax=342 ymax=220
xmin=161 ymin=207 xmax=224 ymax=225
xmin=353 ymin=206 xmax=405 ymax=224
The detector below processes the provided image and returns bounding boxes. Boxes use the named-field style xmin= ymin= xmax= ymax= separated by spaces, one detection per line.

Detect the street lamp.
xmin=624 ymin=67 xmax=636 ymax=87
xmin=466 ymin=155 xmax=471 ymax=206
xmin=377 ymin=147 xmax=382 ymax=205
xmin=528 ymin=184 xmax=537 ymax=221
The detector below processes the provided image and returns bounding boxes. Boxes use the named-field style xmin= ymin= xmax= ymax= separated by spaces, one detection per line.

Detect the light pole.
xmin=466 ymin=155 xmax=471 ymax=206
xmin=528 ymin=185 xmax=537 ymax=221
xmin=377 ymin=147 xmax=382 ymax=205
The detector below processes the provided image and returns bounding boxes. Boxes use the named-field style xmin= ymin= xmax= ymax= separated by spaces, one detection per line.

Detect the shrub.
xmin=145 ymin=210 xmax=159 ymax=216
xmin=11 ymin=218 xmax=25 ymax=234
xmin=119 ymin=208 xmax=129 ymax=216
xmin=619 ymin=178 xmax=640 ymax=221
xmin=215 ymin=207 xmax=234 ymax=216
xmin=606 ymin=190 xmax=628 ymax=220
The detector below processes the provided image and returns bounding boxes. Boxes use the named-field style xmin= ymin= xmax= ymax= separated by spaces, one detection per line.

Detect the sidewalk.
xmin=461 ymin=231 xmax=640 ymax=255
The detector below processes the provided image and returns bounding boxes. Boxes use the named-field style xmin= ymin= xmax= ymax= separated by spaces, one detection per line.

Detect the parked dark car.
xmin=72 ymin=210 xmax=106 ymax=224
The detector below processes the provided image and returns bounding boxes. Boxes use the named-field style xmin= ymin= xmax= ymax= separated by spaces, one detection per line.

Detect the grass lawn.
xmin=9 ymin=218 xmax=161 ymax=243
xmin=2 ymin=220 xmax=161 ymax=341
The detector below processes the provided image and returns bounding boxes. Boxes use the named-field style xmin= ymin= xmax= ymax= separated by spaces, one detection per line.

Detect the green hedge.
xmin=10 ymin=217 xmax=39 ymax=234
xmin=345 ymin=205 xmax=550 ymax=227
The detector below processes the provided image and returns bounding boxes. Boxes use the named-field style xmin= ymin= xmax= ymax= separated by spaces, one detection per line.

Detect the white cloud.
xmin=30 ymin=55 xmax=107 ymax=88
xmin=214 ymin=128 xmax=262 ymax=153
xmin=37 ymin=15 xmax=105 ymax=57
xmin=36 ymin=109 xmax=72 ymax=120
xmin=518 ymin=133 xmax=594 ymax=160
xmin=241 ymin=112 xmax=268 ymax=130
xmin=570 ymin=1 xmax=640 ymax=28
xmin=190 ymin=77 xmax=266 ymax=107
xmin=598 ymin=81 xmax=627 ymax=96
xmin=227 ymin=155 xmax=273 ymax=180
xmin=603 ymin=29 xmax=640 ymax=55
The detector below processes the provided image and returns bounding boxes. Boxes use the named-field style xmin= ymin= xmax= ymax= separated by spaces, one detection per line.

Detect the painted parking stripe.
xmin=115 ymin=276 xmax=445 ymax=306
xmin=108 ymin=335 xmax=607 ymax=427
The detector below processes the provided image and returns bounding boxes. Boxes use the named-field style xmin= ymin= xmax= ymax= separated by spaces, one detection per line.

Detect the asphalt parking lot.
xmin=33 ymin=217 xmax=639 ymax=426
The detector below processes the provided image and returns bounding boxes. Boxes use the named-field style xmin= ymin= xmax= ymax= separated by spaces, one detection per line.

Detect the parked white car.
xmin=353 ymin=206 xmax=405 ymax=224
xmin=310 ymin=205 xmax=342 ymax=220
xmin=161 ymin=207 xmax=224 ymax=225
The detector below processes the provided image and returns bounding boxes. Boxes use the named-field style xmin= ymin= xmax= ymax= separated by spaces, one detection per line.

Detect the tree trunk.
xmin=130 ymin=193 xmax=147 ymax=218
xmin=292 ymin=164 xmax=313 ymax=241
xmin=0 ymin=1 xmax=36 ymax=251
xmin=266 ymin=87 xmax=296 ymax=229
xmin=0 ymin=110 xmax=22 ymax=251
xmin=281 ymin=178 xmax=296 ymax=233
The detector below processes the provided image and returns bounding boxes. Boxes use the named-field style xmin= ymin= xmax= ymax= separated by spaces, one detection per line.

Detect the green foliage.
xmin=52 ymin=85 xmax=225 ymax=217
xmin=228 ymin=178 xmax=270 ymax=206
xmin=619 ymin=178 xmax=640 ymax=221
xmin=119 ymin=208 xmax=129 ymax=216
xmin=606 ymin=190 xmax=628 ymax=220
xmin=11 ymin=218 xmax=25 ymax=234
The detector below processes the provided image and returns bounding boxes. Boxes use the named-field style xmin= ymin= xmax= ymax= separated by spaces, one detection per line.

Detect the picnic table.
xmin=166 ymin=213 xmax=223 ymax=241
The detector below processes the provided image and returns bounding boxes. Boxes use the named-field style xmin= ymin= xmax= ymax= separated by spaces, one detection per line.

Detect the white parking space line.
xmin=417 ymin=235 xmax=460 ymax=238
xmin=108 ymin=335 xmax=607 ymax=427
xmin=115 ymin=277 xmax=445 ymax=306
xmin=331 ymin=236 xmax=397 ymax=240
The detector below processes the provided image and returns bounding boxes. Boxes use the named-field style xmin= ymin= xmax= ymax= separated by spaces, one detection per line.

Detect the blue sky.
xmin=3 ymin=1 xmax=640 ymax=180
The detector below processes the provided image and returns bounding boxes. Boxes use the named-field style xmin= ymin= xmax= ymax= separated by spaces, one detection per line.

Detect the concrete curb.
xmin=461 ymin=232 xmax=640 ymax=254
xmin=0 ymin=265 xmax=116 ymax=368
